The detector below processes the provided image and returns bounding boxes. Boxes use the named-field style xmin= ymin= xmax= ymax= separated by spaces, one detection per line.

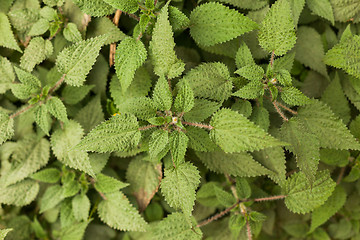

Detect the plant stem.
xmin=272 ymin=101 xmax=289 ymax=122
xmin=154 ymin=0 xmax=158 ymax=6
xmin=126 ymin=13 xmax=140 ymax=21
xmin=276 ymin=101 xmax=298 ymax=115
xmin=9 ymin=104 xmax=36 ymax=119
xmin=138 ymin=124 xmax=157 ymax=131
xmin=337 ymin=167 xmax=346 ymax=185
xmin=48 ymin=74 xmax=66 ymax=95
xmin=270 ymin=50 xmax=275 ymax=68
xmin=196 ymin=200 xmax=240 ymax=228
xmin=253 ymin=195 xmax=287 ymax=202
xmin=246 ymin=218 xmax=252 ymax=240
xmin=109 ymin=10 xmax=122 ymax=67
xmin=182 ymin=121 xmax=214 ymax=130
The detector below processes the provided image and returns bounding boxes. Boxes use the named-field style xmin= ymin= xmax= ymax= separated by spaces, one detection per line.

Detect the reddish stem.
xmin=182 ymin=121 xmax=214 ymax=130
xmin=253 ymin=195 xmax=287 ymax=202
xmin=196 ymin=201 xmax=239 ymax=228
xmin=138 ymin=124 xmax=157 ymax=131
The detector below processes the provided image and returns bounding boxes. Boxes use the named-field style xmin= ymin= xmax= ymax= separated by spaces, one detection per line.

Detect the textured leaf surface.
xmin=102 ymin=0 xmax=138 ymax=13
xmin=72 ymin=0 xmax=114 ymax=17
xmin=235 ymin=65 xmax=264 ymax=81
xmin=283 ymin=170 xmax=336 ymax=214
xmin=77 ymin=114 xmax=140 ymax=153
xmin=330 ymin=0 xmax=360 ymax=22
xmin=235 ymin=42 xmax=255 ymax=68
xmin=0 ymin=229 xmax=13 ymax=240
xmin=152 ymin=213 xmax=202 ymax=240
xmin=161 ymin=162 xmax=200 ymax=216
xmin=115 ymin=38 xmax=147 ymax=92
xmin=196 ymin=151 xmax=271 ymax=177
xmin=186 ymin=126 xmax=217 ymax=152
xmin=258 ymin=0 xmax=296 ymax=55
xmin=56 ymin=35 xmax=107 ymax=86
xmin=152 ymin=76 xmax=173 ymax=111
xmin=150 ymin=4 xmax=184 ymax=79
xmin=182 ymin=62 xmax=232 ymax=102
xmin=94 ymin=173 xmax=129 ymax=193
xmin=31 ymin=168 xmax=61 ymax=183
xmin=306 ymin=0 xmax=334 ymax=24
xmin=63 ymin=23 xmax=82 ymax=42
xmin=0 ymin=111 xmax=14 ymax=145
xmin=183 ymin=98 xmax=221 ymax=122
xmin=97 ymin=191 xmax=147 ymax=231
xmin=324 ymin=35 xmax=360 ymax=79
xmin=126 ymin=157 xmax=162 ymax=211
xmin=0 ymin=179 xmax=39 ymax=206
xmin=210 ymin=109 xmax=284 ymax=153
xmin=46 ymin=97 xmax=68 ymax=122
xmin=20 ymin=37 xmax=52 ymax=72
xmin=51 ymin=120 xmax=95 ymax=176
xmin=74 ymin=95 xmax=104 ymax=133
xmin=309 ymin=185 xmax=346 ymax=233
xmin=190 ymin=2 xmax=257 ymax=46
xmin=40 ymin=185 xmax=64 ymax=213
xmin=34 ymin=104 xmax=50 ymax=135
xmin=174 ymin=80 xmax=194 ymax=113
xmin=149 ymin=130 xmax=169 ymax=160
xmin=87 ymin=17 xmax=126 ymax=45
xmin=281 ymin=86 xmax=311 ymax=106
xmin=0 ymin=12 xmax=21 ymax=52
xmin=169 ymin=131 xmax=189 ymax=166
xmin=72 ymin=194 xmax=90 ymax=221
xmin=0 ymin=56 xmax=15 ymax=94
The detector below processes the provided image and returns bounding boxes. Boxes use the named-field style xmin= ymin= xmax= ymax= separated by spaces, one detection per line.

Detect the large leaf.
xmin=0 ymin=179 xmax=39 ymax=206
xmin=0 ymin=12 xmax=22 ymax=52
xmin=258 ymin=0 xmax=297 ymax=56
xmin=210 ymin=109 xmax=284 ymax=153
xmin=330 ymin=0 xmax=360 ymax=22
xmin=160 ymin=162 xmax=200 ymax=216
xmin=77 ymin=114 xmax=141 ymax=153
xmin=74 ymin=95 xmax=104 ymax=133
xmin=0 ymin=111 xmax=14 ymax=145
xmin=20 ymin=37 xmax=53 ymax=72
xmin=97 ymin=191 xmax=147 ymax=231
xmin=283 ymin=170 xmax=336 ymax=214
xmin=102 ymin=0 xmax=138 ymax=13
xmin=306 ymin=0 xmax=334 ymax=24
xmin=56 ymin=35 xmax=107 ymax=86
xmin=0 ymin=56 xmax=15 ymax=94
xmin=72 ymin=0 xmax=114 ymax=17
xmin=189 ymin=2 xmax=257 ymax=46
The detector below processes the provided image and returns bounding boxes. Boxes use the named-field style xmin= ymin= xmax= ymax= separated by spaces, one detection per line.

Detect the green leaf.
xmin=281 ymin=86 xmax=311 ymax=106
xmin=31 ymin=168 xmax=61 ymax=183
xmin=169 ymin=6 xmax=190 ymax=32
xmin=275 ymin=69 xmax=293 ymax=87
xmin=51 ymin=120 xmax=95 ymax=176
xmin=214 ymin=185 xmax=236 ymax=207
xmin=86 ymin=17 xmax=126 ymax=45
xmin=94 ymin=173 xmax=129 ymax=194
xmin=0 ymin=179 xmax=39 ymax=206
xmin=330 ymin=0 xmax=360 ymax=22
xmin=289 ymin=0 xmax=306 ymax=26
xmin=152 ymin=213 xmax=202 ymax=240
xmin=0 ymin=12 xmax=22 ymax=52
xmin=210 ymin=109 xmax=284 ymax=153
xmin=283 ymin=170 xmax=336 ymax=214
xmin=183 ymin=62 xmax=232 ymax=102
xmin=236 ymin=64 xmax=264 ymax=81
xmin=152 ymin=76 xmax=173 ymax=111
xmin=297 ymin=100 xmax=360 ymax=150
xmin=0 ymin=111 xmax=14 ymax=145
xmin=215 ymin=0 xmax=267 ymax=10
xmin=306 ymin=0 xmax=334 ymax=24
xmin=20 ymin=37 xmax=53 ymax=72
xmin=161 ymin=162 xmax=200 ymax=216
xmin=196 ymin=151 xmax=272 ymax=177
xmin=56 ymin=35 xmax=107 ymax=86
xmin=295 ymin=27 xmax=328 ymax=78
xmin=186 ymin=126 xmax=217 ymax=152
xmin=236 ymin=178 xmax=252 ymax=199
xmin=60 ymin=221 xmax=89 ymax=240
xmin=174 ymin=80 xmax=195 ymax=113
xmin=72 ymin=194 xmax=90 ymax=221
xmin=115 ymin=37 xmax=147 ymax=93
xmin=309 ymin=185 xmax=346 ymax=233
xmin=72 ymin=0 xmax=114 ymax=17
xmin=232 ymin=80 xmax=264 ymax=99
xmin=0 ymin=229 xmax=13 ymax=240
xmin=183 ymin=98 xmax=221 ymax=123
xmin=34 ymin=104 xmax=50 ymax=135
xmin=169 ymin=131 xmax=189 ymax=166
xmin=258 ymin=0 xmax=297 ymax=56
xmin=149 ymin=2 xmax=184 ymax=79
xmin=12 ymin=66 xmax=41 ymax=99
xmin=279 ymin=118 xmax=320 ymax=183
xmin=102 ymin=0 xmax=138 ymax=13
xmin=189 ymin=2 xmax=257 ymax=46
xmin=63 ymin=23 xmax=82 ymax=42
xmin=28 ymin=18 xmax=49 ymax=36
xmin=62 ymin=85 xmax=94 ymax=105
xmin=250 ymin=106 xmax=270 ymax=131
xmin=235 ymin=42 xmax=255 ymax=69
xmin=324 ymin=34 xmax=360 ymax=79
xmin=320 ymin=149 xmax=349 ymax=167
xmin=0 ymin=56 xmax=15 ymax=94
xmin=46 ymin=97 xmax=68 ymax=122
xmin=126 ymin=156 xmax=162 ymax=211
xmin=0 ymin=136 xmax=50 ymax=187
xmin=149 ymin=129 xmax=169 ymax=161
xmin=74 ymin=95 xmax=104 ymax=133
xmin=77 ymin=114 xmax=141 ymax=153
xmin=97 ymin=191 xmax=147 ymax=231
xmin=231 ymin=100 xmax=252 ymax=118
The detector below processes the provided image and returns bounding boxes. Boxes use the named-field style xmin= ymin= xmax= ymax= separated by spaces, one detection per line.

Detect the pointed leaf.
xmin=94 ymin=173 xmax=129 ymax=193
xmin=0 ymin=179 xmax=39 ymax=206
xmin=63 ymin=23 xmax=82 ymax=42
xmin=40 ymin=185 xmax=64 ymax=213
xmin=174 ymin=80 xmax=195 ymax=113
xmin=235 ymin=65 xmax=264 ymax=81
xmin=183 ymin=98 xmax=221 ymax=123
xmin=0 ymin=12 xmax=21 ymax=52
xmin=20 ymin=37 xmax=53 ymax=72
xmin=169 ymin=131 xmax=189 ymax=166
xmin=34 ymin=104 xmax=50 ymax=135
xmin=102 ymin=0 xmax=138 ymax=13
xmin=31 ymin=168 xmax=61 ymax=183
xmin=0 ymin=56 xmax=15 ymax=94
xmin=281 ymin=86 xmax=311 ymax=106
xmin=152 ymin=76 xmax=173 ymax=111
xmin=46 ymin=96 xmax=68 ymax=122
xmin=0 ymin=111 xmax=14 ymax=145
xmin=306 ymin=0 xmax=334 ymax=24
xmin=235 ymin=41 xmax=255 ymax=69
xmin=72 ymin=194 xmax=90 ymax=221
xmin=74 ymin=95 xmax=104 ymax=133
xmin=149 ymin=129 xmax=169 ymax=161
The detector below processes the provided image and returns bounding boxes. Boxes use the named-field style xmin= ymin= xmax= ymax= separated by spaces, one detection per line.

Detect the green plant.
xmin=0 ymin=0 xmax=360 ymax=239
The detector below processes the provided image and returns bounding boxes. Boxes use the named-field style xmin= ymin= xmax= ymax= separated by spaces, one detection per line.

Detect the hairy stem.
xmin=253 ymin=195 xmax=287 ymax=202
xmin=182 ymin=121 xmax=214 ymax=130
xmin=196 ymin=200 xmax=240 ymax=228
xmin=9 ymin=104 xmax=36 ymax=119
xmin=126 ymin=13 xmax=140 ymax=21
xmin=276 ymin=101 xmax=298 ymax=115
xmin=246 ymin=218 xmax=252 ymax=240
xmin=337 ymin=167 xmax=346 ymax=185
xmin=272 ymin=101 xmax=289 ymax=122
xmin=270 ymin=50 xmax=275 ymax=68
xmin=138 ymin=124 xmax=157 ymax=131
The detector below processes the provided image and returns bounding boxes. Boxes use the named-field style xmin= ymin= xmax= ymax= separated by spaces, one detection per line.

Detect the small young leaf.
xmin=34 ymin=104 xmax=50 ymax=135
xmin=232 ymin=80 xmax=264 ymax=99
xmin=236 ymin=178 xmax=252 ymax=199
xmin=94 ymin=173 xmax=129 ymax=194
xmin=46 ymin=97 xmax=68 ymax=122
xmin=152 ymin=76 xmax=173 ymax=111
xmin=169 ymin=6 xmax=190 ymax=32
xmin=174 ymin=80 xmax=195 ymax=113
xmin=0 ymin=56 xmax=15 ymax=94
xmin=20 ymin=38 xmax=53 ymax=72
xmin=235 ymin=42 xmax=255 ymax=69
xmin=28 ymin=18 xmax=49 ymax=36
xmin=31 ymin=168 xmax=61 ymax=183
xmin=63 ymin=23 xmax=82 ymax=42
xmin=0 ymin=229 xmax=13 ymax=240
xmin=74 ymin=95 xmax=104 ymax=133
xmin=183 ymin=98 xmax=221 ymax=123
xmin=72 ymin=194 xmax=90 ymax=221
xmin=169 ymin=131 xmax=189 ymax=166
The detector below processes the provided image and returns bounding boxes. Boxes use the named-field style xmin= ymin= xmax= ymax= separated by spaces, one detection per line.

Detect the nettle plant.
xmin=1 ymin=0 xmax=360 ymax=239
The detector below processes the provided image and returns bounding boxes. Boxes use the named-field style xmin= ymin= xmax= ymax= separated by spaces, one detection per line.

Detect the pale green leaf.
xmin=0 ymin=56 xmax=15 ymax=94
xmin=31 ymin=168 xmax=61 ymax=183
xmin=236 ymin=178 xmax=252 ymax=199
xmin=320 ymin=148 xmax=349 ymax=167
xmin=77 ymin=114 xmax=141 ymax=153
xmin=283 ymin=170 xmax=336 ymax=214
xmin=126 ymin=156 xmax=162 ymax=211
xmin=152 ymin=76 xmax=173 ymax=111
xmin=174 ymin=80 xmax=194 ymax=113
xmin=186 ymin=126 xmax=217 ymax=152
xmin=235 ymin=42 xmax=255 ymax=68
xmin=86 ymin=17 xmax=126 ymax=45
xmin=161 ymin=162 xmax=200 ymax=216
xmin=28 ymin=18 xmax=49 ymax=36
xmin=169 ymin=130 xmax=189 ymax=166
xmin=214 ymin=185 xmax=236 ymax=207
xmin=62 ymin=85 xmax=94 ymax=105
xmin=215 ymin=0 xmax=267 ymax=10
xmin=0 ymin=136 xmax=50 ymax=186
xmin=0 ymin=179 xmax=39 ymax=206
xmin=152 ymin=212 xmax=202 ymax=240
xmin=0 ymin=12 xmax=22 ymax=52
xmin=330 ymin=0 xmax=360 ymax=22
xmin=149 ymin=2 xmax=184 ymax=78
xmin=232 ymin=80 xmax=264 ymax=99
xmin=210 ymin=109 xmax=284 ymax=153
xmin=196 ymin=151 xmax=272 ymax=177
xmin=72 ymin=0 xmax=114 ymax=17
xmin=34 ymin=104 xmax=50 ymax=135
xmin=0 ymin=111 xmax=14 ymax=145
xmin=74 ymin=95 xmax=104 ymax=133
xmin=281 ymin=86 xmax=311 ymax=106
xmin=182 ymin=62 xmax=232 ymax=102
xmin=97 ymin=191 xmax=147 ymax=231
xmin=56 ymin=35 xmax=107 ymax=86
xmin=258 ymin=0 xmax=297 ymax=56
xmin=60 ymin=221 xmax=89 ymax=240
xmin=275 ymin=69 xmax=293 ymax=86
xmin=94 ymin=173 xmax=129 ymax=194
xmin=63 ymin=22 xmax=82 ymax=42
xmin=72 ymin=194 xmax=90 ymax=221
xmin=149 ymin=129 xmax=169 ymax=161
xmin=46 ymin=96 xmax=68 ymax=122
xmin=183 ymin=98 xmax=221 ymax=123
xmin=20 ymin=37 xmax=53 ymax=72
xmin=235 ymin=64 xmax=264 ymax=81
xmin=190 ymin=2 xmax=257 ymax=47
xmin=169 ymin=6 xmax=190 ymax=32
xmin=306 ymin=0 xmax=334 ymax=24
xmin=0 ymin=229 xmax=13 ymax=240
xmin=102 ymin=0 xmax=138 ymax=13
xmin=51 ymin=120 xmax=95 ymax=176
xmin=13 ymin=66 xmax=41 ymax=99
xmin=309 ymin=185 xmax=346 ymax=233
xmin=115 ymin=37 xmax=147 ymax=92
xmin=273 ymin=51 xmax=296 ymax=72
xmin=60 ymin=199 xmax=76 ymax=228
